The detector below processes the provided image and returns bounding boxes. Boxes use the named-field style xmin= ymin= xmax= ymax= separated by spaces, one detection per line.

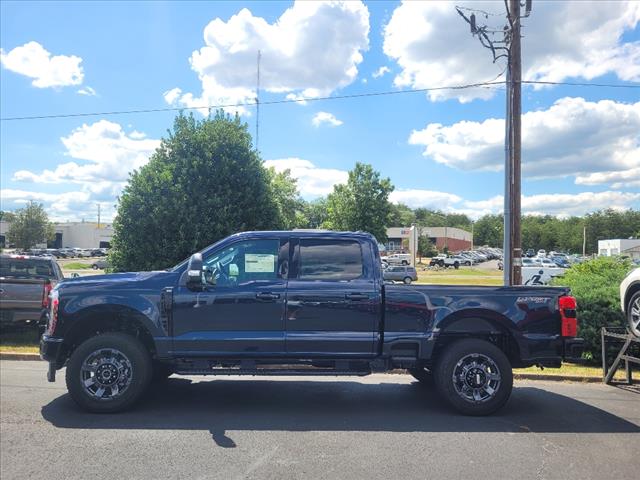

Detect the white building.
xmin=0 ymin=220 xmax=113 ymax=249
xmin=598 ymin=238 xmax=640 ymax=260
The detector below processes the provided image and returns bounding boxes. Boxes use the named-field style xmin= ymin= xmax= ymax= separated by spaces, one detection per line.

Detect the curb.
xmin=513 ymin=373 xmax=603 ymax=383
xmin=0 ymin=352 xmax=41 ymax=361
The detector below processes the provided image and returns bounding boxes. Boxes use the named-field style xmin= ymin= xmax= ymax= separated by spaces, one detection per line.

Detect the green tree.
xmin=6 ymin=202 xmax=54 ymax=249
xmin=473 ymin=214 xmax=503 ymax=247
xmin=323 ymin=163 xmax=394 ymax=241
xmin=265 ymin=167 xmax=303 ymax=230
xmin=298 ymin=198 xmax=329 ymax=229
xmin=388 ymin=203 xmax=415 ymax=226
xmin=110 ymin=112 xmax=282 ymax=272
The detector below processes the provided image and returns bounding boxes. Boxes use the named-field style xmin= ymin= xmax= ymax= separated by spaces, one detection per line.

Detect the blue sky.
xmin=1 ymin=0 xmax=639 ymax=223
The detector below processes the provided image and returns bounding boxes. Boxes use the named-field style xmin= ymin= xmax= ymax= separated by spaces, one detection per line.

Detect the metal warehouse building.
xmin=0 ymin=221 xmax=113 ymax=249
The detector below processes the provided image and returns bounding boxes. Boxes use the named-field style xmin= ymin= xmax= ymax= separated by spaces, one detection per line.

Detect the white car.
xmin=384 ymin=253 xmax=411 ymax=265
xmin=620 ymin=268 xmax=640 ymax=337
xmin=537 ymin=249 xmax=547 ymax=258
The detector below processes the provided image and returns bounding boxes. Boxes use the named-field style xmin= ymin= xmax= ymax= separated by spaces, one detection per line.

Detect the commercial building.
xmin=598 ymin=238 xmax=640 ymax=260
xmin=385 ymin=226 xmax=473 ymax=256
xmin=0 ymin=220 xmax=113 ymax=249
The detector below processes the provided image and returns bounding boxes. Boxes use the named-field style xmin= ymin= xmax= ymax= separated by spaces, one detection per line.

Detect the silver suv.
xmin=383 ymin=266 xmax=418 ymax=284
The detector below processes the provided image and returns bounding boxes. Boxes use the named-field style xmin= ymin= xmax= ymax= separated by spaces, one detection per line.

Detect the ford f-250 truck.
xmin=40 ymin=231 xmax=581 ymax=415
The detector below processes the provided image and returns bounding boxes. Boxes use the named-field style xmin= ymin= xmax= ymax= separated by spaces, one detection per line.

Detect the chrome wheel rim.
xmin=631 ymin=296 xmax=640 ymax=336
xmin=452 ymin=353 xmax=501 ymax=403
xmin=80 ymin=348 xmax=133 ymax=401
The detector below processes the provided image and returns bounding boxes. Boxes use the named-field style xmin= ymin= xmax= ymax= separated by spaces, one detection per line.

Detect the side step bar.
xmin=173 ymin=368 xmax=371 ymax=377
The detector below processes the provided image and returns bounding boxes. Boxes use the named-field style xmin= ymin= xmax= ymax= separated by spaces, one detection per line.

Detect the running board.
xmin=173 ymin=368 xmax=371 ymax=377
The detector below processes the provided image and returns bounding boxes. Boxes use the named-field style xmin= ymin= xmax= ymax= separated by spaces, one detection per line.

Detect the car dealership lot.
xmin=1 ymin=360 xmax=638 ymax=480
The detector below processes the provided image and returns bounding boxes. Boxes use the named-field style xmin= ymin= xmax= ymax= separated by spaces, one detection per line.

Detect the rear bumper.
xmin=563 ymin=337 xmax=585 ymax=362
xmin=39 ymin=335 xmax=65 ymax=366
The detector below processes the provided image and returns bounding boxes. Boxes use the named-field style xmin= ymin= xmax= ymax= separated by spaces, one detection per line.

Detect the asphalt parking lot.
xmin=1 ymin=360 xmax=638 ymax=480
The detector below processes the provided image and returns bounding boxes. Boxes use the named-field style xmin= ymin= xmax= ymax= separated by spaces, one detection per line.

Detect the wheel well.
xmin=63 ymin=308 xmax=156 ymax=361
xmin=431 ymin=322 xmax=521 ymax=367
xmin=624 ymin=282 xmax=640 ymax=314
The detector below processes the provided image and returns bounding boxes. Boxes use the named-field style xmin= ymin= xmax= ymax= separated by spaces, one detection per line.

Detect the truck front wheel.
xmin=65 ymin=332 xmax=153 ymax=413
xmin=434 ymin=338 xmax=513 ymax=416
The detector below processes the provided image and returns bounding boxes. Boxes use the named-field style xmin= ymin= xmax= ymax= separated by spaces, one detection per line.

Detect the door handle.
xmin=345 ymin=293 xmax=369 ymax=301
xmin=256 ymin=292 xmax=280 ymax=300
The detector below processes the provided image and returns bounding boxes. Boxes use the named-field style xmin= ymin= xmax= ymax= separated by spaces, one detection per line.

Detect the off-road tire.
xmin=66 ymin=332 xmax=152 ymax=413
xmin=434 ymin=338 xmax=513 ymax=416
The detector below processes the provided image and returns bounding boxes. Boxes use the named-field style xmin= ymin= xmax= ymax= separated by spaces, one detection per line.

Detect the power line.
xmin=1 ymin=80 xmax=637 ymax=122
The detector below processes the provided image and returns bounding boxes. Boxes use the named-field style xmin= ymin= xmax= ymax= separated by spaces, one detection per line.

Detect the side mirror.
xmin=186 ymin=253 xmax=204 ymax=290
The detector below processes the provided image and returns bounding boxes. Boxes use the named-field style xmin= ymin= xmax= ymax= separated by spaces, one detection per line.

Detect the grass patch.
xmin=0 ymin=329 xmax=39 ymax=353
xmin=64 ymin=262 xmax=92 ymax=270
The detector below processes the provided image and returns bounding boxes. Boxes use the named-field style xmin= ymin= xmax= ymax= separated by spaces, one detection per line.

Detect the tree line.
xmin=2 ymin=112 xmax=638 ymax=271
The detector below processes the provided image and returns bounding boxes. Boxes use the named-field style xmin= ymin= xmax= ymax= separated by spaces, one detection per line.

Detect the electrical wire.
xmin=1 ymin=80 xmax=637 ymax=122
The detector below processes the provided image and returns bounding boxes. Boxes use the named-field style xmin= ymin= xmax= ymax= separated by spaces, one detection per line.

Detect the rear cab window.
xmin=297 ymin=239 xmax=364 ymax=281
xmin=0 ymin=257 xmax=56 ymax=280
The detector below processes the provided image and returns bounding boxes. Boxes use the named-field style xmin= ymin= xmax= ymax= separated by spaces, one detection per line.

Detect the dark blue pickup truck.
xmin=41 ymin=231 xmax=581 ymax=415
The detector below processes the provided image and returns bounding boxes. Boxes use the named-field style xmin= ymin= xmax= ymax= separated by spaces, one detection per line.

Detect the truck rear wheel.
xmin=65 ymin=332 xmax=152 ymax=413
xmin=434 ymin=338 xmax=512 ymax=416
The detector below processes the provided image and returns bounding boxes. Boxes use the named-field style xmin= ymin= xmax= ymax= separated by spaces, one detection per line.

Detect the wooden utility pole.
xmin=508 ymin=0 xmax=523 ymax=285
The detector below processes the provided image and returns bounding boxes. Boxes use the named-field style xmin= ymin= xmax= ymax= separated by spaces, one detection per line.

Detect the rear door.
xmin=285 ymin=237 xmax=380 ymax=356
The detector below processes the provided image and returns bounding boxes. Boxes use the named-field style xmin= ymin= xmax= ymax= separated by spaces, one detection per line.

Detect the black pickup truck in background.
xmin=40 ymin=231 xmax=581 ymax=415
xmin=1 ymin=254 xmax=64 ymax=330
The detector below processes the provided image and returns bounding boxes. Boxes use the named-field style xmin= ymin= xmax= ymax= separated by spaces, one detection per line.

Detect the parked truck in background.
xmin=41 ymin=231 xmax=582 ymax=416
xmin=1 ymin=254 xmax=64 ymax=329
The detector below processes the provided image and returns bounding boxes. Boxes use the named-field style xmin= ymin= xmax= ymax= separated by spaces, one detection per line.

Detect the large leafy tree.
xmin=265 ymin=167 xmax=304 ymax=230
xmin=323 ymin=162 xmax=394 ymax=241
xmin=110 ymin=112 xmax=283 ymax=271
xmin=6 ymin=202 xmax=54 ymax=249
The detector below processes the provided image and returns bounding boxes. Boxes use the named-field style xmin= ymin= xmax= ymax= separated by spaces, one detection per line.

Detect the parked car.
xmin=383 ymin=265 xmax=418 ymax=284
xmin=550 ymin=256 xmax=571 ymax=268
xmin=525 ymin=249 xmax=535 ymax=258
xmin=91 ymin=249 xmax=107 ymax=257
xmin=620 ymin=268 xmax=640 ymax=337
xmin=0 ymin=254 xmax=64 ymax=329
xmin=537 ymin=249 xmax=547 ymax=258
xmin=41 ymin=230 xmax=583 ymax=415
xmin=91 ymin=259 xmax=108 ymax=270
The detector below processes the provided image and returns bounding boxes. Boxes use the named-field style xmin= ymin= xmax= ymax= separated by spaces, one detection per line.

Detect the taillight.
xmin=42 ymin=281 xmax=53 ymax=308
xmin=559 ymin=295 xmax=577 ymax=337
xmin=47 ymin=290 xmax=59 ymax=335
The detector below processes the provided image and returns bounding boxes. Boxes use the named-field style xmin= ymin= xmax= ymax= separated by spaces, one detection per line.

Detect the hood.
xmin=58 ymin=270 xmax=177 ymax=291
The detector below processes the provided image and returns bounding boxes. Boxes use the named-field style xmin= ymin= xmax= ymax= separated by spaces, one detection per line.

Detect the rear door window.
xmin=298 ymin=239 xmax=363 ymax=281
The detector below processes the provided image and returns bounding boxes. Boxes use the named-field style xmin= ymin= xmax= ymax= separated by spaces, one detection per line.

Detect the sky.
xmin=1 ymin=0 xmax=639 ymax=224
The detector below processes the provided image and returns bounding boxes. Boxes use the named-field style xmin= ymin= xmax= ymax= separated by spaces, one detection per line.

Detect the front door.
xmin=172 ymin=237 xmax=289 ymax=356
xmin=285 ymin=237 xmax=379 ymax=356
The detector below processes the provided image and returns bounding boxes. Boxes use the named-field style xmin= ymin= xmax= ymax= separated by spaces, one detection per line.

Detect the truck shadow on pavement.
xmin=41 ymin=378 xmax=640 ymax=448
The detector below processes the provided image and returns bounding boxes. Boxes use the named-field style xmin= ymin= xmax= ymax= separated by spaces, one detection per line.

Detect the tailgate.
xmin=0 ymin=278 xmax=46 ymax=311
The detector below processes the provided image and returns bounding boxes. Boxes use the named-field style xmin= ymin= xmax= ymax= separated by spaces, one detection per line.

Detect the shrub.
xmin=551 ymin=256 xmax=633 ymax=363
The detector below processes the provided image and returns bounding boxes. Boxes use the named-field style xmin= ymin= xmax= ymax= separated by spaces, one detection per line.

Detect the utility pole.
xmin=582 ymin=225 xmax=586 ymax=256
xmin=508 ymin=0 xmax=523 ymax=286
xmin=456 ymin=0 xmax=530 ymax=285
xmin=255 ymin=50 xmax=261 ymax=151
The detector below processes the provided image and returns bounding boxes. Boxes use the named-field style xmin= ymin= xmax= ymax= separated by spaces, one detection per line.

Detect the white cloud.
xmin=312 ymin=111 xmax=343 ymax=127
xmin=463 ymin=191 xmax=640 ymax=218
xmin=0 ymin=188 xmax=114 ymax=223
xmin=166 ymin=1 xmax=369 ymax=115
xmin=77 ymin=86 xmax=97 ymax=96
xmin=10 ymin=121 xmax=159 ymax=221
xmin=264 ymin=158 xmax=348 ymax=197
xmin=575 ymin=167 xmax=640 ymax=189
xmin=285 ymin=92 xmax=308 ymax=105
xmin=409 ymin=97 xmax=640 ymax=184
xmin=0 ymin=41 xmax=84 ymax=88
xmin=389 ymin=189 xmax=462 ymax=210
xmin=383 ymin=1 xmax=640 ymax=102
xmin=14 ymin=120 xmax=159 ymax=185
xmin=372 ymin=66 xmax=390 ymax=78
